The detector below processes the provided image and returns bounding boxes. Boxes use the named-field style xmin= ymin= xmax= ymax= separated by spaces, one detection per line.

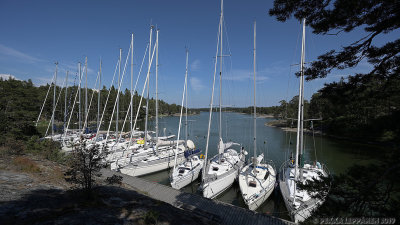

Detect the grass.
xmin=13 ymin=156 xmax=41 ymax=173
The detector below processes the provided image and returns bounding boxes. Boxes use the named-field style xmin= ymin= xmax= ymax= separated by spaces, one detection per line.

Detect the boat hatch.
xmin=213 ymin=167 xmax=219 ymax=171
xmin=249 ymin=180 xmax=257 ymax=187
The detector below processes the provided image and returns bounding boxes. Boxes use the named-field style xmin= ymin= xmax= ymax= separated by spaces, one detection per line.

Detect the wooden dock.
xmin=101 ymin=169 xmax=295 ymax=225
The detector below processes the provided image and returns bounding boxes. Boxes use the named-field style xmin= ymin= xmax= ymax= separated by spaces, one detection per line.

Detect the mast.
xmin=173 ymin=53 xmax=188 ymax=171
xmin=155 ymin=29 xmax=159 ymax=153
xmin=253 ymin=21 xmax=257 ymax=173
xmin=144 ymin=25 xmax=153 ymax=149
xmin=185 ymin=48 xmax=189 ymax=147
xmin=202 ymin=0 xmax=223 ymax=180
xmin=85 ymin=56 xmax=88 ymax=133
xmin=299 ymin=19 xmax=306 ymax=160
xmin=117 ymin=48 xmax=121 ymax=137
xmin=64 ymin=70 xmax=68 ymax=133
xmin=218 ymin=0 xmax=223 ymax=163
xmin=131 ymin=33 xmax=134 ymax=133
xmin=52 ymin=62 xmax=58 ymax=137
xmin=98 ymin=59 xmax=102 ymax=131
xmin=294 ymin=18 xmax=306 ymax=184
xmin=78 ymin=62 xmax=81 ymax=132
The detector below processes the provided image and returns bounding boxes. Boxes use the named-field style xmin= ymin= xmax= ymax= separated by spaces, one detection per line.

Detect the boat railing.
xmin=134 ymin=152 xmax=184 ymax=167
xmin=302 ymin=160 xmax=331 ymax=177
xmin=170 ymin=163 xmax=201 ymax=182
xmin=279 ymin=159 xmax=292 ymax=181
xmin=322 ymin=162 xmax=331 ymax=176
xmin=264 ymin=158 xmax=276 ymax=173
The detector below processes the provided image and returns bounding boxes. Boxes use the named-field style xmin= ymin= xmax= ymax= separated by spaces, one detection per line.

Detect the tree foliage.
xmin=0 ymin=78 xmax=39 ymax=143
xmin=308 ymin=74 xmax=400 ymax=142
xmin=65 ymin=141 xmax=107 ymax=194
xmin=299 ymin=150 xmax=400 ymax=224
xmin=269 ymin=0 xmax=400 ymax=143
xmin=0 ymin=77 xmax=185 ymax=139
xmin=269 ymin=0 xmax=400 ymax=80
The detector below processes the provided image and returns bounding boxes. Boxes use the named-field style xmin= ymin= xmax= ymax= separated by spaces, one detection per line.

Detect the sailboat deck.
xmin=203 ymin=149 xmax=245 ymax=183
xmin=239 ymin=163 xmax=276 ymax=203
xmin=279 ymin=161 xmax=329 ymax=221
xmin=101 ymin=168 xmax=294 ymax=225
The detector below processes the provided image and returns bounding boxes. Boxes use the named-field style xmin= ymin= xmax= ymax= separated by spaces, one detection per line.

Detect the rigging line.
xmin=94 ymin=59 xmax=119 ymax=142
xmin=45 ymin=77 xmax=66 ymax=137
xmin=173 ymin=58 xmax=187 ymax=170
xmin=311 ymin=121 xmax=317 ymax=162
xmin=116 ymin=42 xmax=148 ymax=145
xmin=63 ymin=72 xmax=77 ymax=131
xmin=63 ymin=68 xmax=84 ymax=144
xmin=36 ymin=72 xmax=56 ymax=126
xmin=222 ymin=17 xmax=234 ymax=118
xmin=202 ymin=8 xmax=222 ymax=182
xmin=125 ymin=39 xmax=157 ymax=153
xmin=105 ymin=42 xmax=132 ymax=142
xmin=66 ymin=72 xmax=78 ymax=121
xmin=126 ymin=42 xmax=150 ymax=145
xmin=81 ymin=71 xmax=100 ymax=133
xmin=285 ymin=21 xmax=303 ymax=159
xmin=115 ymin=41 xmax=148 ymax=150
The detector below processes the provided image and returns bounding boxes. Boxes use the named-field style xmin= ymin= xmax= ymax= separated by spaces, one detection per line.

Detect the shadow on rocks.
xmin=0 ymin=185 xmax=214 ymax=225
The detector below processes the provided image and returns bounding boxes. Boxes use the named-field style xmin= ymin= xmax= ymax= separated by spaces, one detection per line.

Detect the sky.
xmin=0 ymin=0 xmax=398 ymax=108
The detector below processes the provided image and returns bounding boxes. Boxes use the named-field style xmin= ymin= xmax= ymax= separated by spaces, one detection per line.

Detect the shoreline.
xmin=265 ymin=119 xmax=394 ymax=147
xmin=0 ymin=154 xmax=216 ymax=225
xmin=238 ymin=112 xmax=275 ymax=118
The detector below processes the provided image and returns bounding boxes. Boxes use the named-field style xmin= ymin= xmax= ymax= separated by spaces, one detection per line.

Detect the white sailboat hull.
xmin=239 ymin=162 xmax=276 ymax=211
xmin=120 ymin=155 xmax=185 ymax=177
xmin=279 ymin=162 xmax=329 ymax=223
xmin=248 ymin=186 xmax=274 ymax=211
xmin=170 ymin=165 xmax=202 ymax=190
xmin=202 ymin=169 xmax=237 ymax=199
xmin=280 ymin=183 xmax=323 ymax=223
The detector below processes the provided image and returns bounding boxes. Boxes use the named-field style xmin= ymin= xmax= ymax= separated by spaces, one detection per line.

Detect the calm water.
xmin=140 ymin=111 xmax=383 ymax=219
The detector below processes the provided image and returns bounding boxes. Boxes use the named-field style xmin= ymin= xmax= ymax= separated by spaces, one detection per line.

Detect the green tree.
xmin=65 ymin=141 xmax=107 ymax=195
xmin=270 ymin=0 xmax=400 ymax=142
xmin=269 ymin=0 xmax=399 ymax=80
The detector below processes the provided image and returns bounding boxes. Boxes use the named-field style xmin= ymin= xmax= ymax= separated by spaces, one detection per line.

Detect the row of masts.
xmin=40 ymin=25 xmax=160 ymax=142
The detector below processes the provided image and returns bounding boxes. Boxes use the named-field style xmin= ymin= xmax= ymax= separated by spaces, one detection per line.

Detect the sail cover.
xmin=218 ymin=138 xmax=240 ymax=154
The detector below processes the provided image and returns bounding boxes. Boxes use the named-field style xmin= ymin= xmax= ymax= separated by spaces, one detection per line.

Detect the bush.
xmin=144 ymin=210 xmax=159 ymax=225
xmin=1 ymin=136 xmax=26 ymax=155
xmin=65 ymin=141 xmax=107 ymax=195
xmin=106 ymin=174 xmax=123 ymax=186
xmin=26 ymin=136 xmax=66 ymax=163
xmin=13 ymin=156 xmax=40 ymax=173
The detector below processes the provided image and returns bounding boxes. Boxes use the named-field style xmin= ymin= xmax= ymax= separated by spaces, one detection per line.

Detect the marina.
xmin=101 ymin=168 xmax=295 ymax=225
xmin=138 ymin=111 xmax=385 ymax=220
xmin=1 ymin=0 xmax=398 ymax=224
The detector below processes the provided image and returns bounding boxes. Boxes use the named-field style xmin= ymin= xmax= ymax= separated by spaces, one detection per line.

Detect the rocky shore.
xmin=265 ymin=119 xmax=323 ymax=135
xmin=0 ymin=154 xmax=216 ymax=225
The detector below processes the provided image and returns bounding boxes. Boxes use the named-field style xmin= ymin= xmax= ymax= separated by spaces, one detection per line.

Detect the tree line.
xmin=0 ymin=77 xmax=185 ymax=142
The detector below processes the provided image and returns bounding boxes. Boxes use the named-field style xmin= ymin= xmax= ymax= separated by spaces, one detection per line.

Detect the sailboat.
xmin=200 ymin=0 xmax=246 ymax=199
xmin=170 ymin=49 xmax=204 ymax=190
xmin=107 ymin=30 xmax=180 ymax=171
xmin=238 ymin=21 xmax=276 ymax=211
xmin=118 ymin=28 xmax=197 ymax=177
xmin=279 ymin=18 xmax=330 ymax=223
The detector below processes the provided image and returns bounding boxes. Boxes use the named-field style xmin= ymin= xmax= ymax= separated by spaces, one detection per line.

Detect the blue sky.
xmin=0 ymin=0 xmax=398 ymax=107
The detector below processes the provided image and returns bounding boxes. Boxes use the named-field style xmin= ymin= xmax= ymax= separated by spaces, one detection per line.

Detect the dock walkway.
xmin=101 ymin=169 xmax=295 ymax=225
